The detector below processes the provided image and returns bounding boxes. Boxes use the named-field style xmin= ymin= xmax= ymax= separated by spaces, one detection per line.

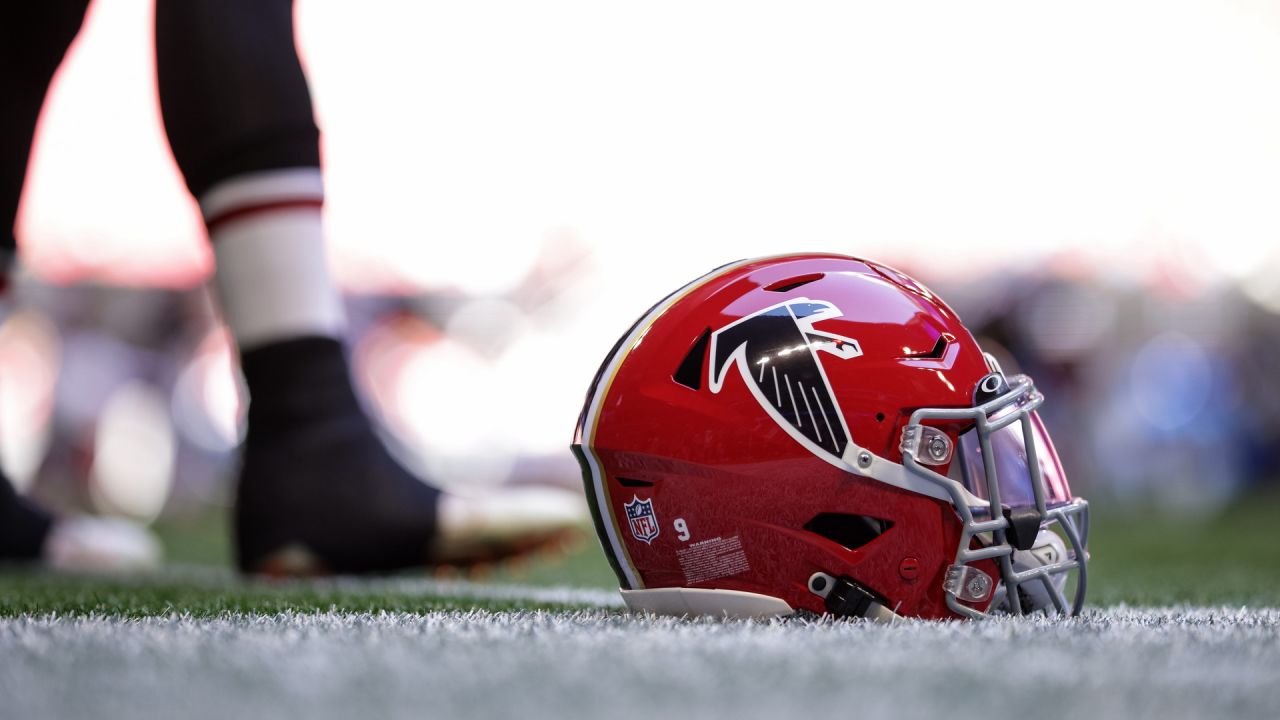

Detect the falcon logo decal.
xmin=708 ymin=298 xmax=861 ymax=461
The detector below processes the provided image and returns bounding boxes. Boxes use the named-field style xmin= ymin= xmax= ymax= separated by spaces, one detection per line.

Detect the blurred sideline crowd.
xmin=2 ymin=242 xmax=1277 ymax=529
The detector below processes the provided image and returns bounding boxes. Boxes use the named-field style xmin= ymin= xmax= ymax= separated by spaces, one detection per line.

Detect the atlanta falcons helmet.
xmin=572 ymin=253 xmax=1089 ymax=620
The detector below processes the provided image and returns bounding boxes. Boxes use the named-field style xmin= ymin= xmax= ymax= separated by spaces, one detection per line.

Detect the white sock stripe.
xmin=199 ymin=168 xmax=325 ymax=220
xmin=211 ymin=210 xmax=346 ymax=349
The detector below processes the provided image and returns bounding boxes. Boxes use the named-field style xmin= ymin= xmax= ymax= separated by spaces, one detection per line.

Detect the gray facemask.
xmin=899 ymin=367 xmax=1090 ymax=619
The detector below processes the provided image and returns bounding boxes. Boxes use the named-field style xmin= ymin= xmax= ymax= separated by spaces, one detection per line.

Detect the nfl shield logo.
xmin=623 ymin=496 xmax=660 ymax=544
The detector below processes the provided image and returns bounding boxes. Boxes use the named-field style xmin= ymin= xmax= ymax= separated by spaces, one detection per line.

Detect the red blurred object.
xmin=574 ymin=253 xmax=1086 ymax=620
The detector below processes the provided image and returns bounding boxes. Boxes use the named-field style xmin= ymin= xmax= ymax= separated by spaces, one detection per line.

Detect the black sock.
xmin=239 ymin=335 xmax=363 ymax=435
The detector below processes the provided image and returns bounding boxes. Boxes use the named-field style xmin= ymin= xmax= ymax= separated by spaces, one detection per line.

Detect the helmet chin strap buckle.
xmin=808 ymin=572 xmax=901 ymax=623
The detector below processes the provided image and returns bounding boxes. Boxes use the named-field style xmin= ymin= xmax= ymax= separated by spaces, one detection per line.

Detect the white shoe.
xmin=434 ymin=486 xmax=586 ymax=565
xmin=42 ymin=515 xmax=162 ymax=572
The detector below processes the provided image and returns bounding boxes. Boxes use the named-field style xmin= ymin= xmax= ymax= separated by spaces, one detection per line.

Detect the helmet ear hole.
xmin=803 ymin=513 xmax=893 ymax=552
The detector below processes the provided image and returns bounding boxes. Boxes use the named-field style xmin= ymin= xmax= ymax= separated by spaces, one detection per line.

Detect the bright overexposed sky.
xmin=18 ymin=0 xmax=1280 ymax=295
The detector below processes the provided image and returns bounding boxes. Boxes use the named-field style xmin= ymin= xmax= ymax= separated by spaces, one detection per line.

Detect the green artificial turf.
xmin=2 ymin=490 xmax=1277 ymax=618
xmin=1086 ymin=492 xmax=1280 ymax=607
xmin=0 ymin=570 xmax=600 ymax=618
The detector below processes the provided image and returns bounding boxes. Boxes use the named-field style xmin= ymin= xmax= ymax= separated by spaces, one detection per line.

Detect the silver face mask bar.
xmin=899 ymin=373 xmax=1090 ymax=619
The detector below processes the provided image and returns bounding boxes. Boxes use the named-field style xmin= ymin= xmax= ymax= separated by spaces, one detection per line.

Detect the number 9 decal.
xmin=674 ymin=518 xmax=691 ymax=542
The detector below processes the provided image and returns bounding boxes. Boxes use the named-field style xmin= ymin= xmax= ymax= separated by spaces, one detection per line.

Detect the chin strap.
xmin=808 ymin=573 xmax=902 ymax=623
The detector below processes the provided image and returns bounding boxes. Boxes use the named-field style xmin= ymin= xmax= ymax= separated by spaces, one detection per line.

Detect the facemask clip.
xmin=900 ymin=425 xmax=953 ymax=466
xmin=944 ymin=564 xmax=993 ymax=603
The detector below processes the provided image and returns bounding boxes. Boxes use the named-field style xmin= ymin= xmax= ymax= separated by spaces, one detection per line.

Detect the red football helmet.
xmin=572 ymin=254 xmax=1089 ymax=620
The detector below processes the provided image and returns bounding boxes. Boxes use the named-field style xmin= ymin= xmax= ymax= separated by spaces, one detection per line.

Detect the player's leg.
xmin=0 ymin=1 xmax=87 ymax=560
xmin=0 ymin=2 xmax=92 ymax=272
xmin=156 ymin=0 xmax=579 ymax=574
xmin=0 ymin=2 xmax=159 ymax=569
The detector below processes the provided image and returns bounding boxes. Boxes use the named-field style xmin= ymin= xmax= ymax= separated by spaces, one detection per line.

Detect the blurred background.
xmin=4 ymin=0 xmax=1278 ymax=598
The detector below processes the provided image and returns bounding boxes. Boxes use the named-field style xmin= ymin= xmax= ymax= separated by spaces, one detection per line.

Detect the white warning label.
xmin=677 ymin=535 xmax=750 ymax=585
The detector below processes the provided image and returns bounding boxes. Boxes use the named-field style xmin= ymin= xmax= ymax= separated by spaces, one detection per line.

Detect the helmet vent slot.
xmin=803 ymin=513 xmax=892 ymax=551
xmin=764 ymin=273 xmax=824 ymax=293
xmin=672 ymin=327 xmax=712 ymax=390
xmin=617 ymin=476 xmax=654 ymax=488
xmin=901 ymin=333 xmax=954 ymax=360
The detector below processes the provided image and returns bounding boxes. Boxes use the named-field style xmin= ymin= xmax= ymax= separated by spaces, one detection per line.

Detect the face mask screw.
xmin=966 ymin=575 xmax=992 ymax=601
xmin=927 ymin=435 xmax=949 ymax=462
xmin=857 ymin=451 xmax=873 ymax=469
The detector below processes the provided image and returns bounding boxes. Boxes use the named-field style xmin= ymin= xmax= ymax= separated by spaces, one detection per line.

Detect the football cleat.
xmin=573 ymin=253 xmax=1089 ymax=621
xmin=0 ymin=475 xmax=53 ymax=562
xmin=0 ymin=474 xmax=161 ymax=571
xmin=235 ymin=414 xmax=584 ymax=576
xmin=433 ymin=487 xmax=585 ymax=566
xmin=42 ymin=515 xmax=162 ymax=572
